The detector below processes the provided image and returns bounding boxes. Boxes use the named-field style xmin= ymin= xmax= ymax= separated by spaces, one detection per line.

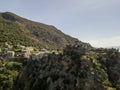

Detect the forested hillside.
xmin=14 ymin=45 xmax=120 ymax=90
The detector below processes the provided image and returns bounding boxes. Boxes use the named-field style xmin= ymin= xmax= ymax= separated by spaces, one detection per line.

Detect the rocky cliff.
xmin=13 ymin=45 xmax=120 ymax=90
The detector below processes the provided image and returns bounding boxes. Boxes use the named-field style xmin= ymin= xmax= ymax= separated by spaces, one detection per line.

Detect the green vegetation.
xmin=0 ymin=12 xmax=119 ymax=90
xmin=0 ymin=12 xmax=90 ymax=49
xmin=14 ymin=45 xmax=120 ymax=90
xmin=0 ymin=58 xmax=22 ymax=90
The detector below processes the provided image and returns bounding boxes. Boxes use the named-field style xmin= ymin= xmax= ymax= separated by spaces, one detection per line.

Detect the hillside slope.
xmin=13 ymin=45 xmax=120 ymax=90
xmin=0 ymin=12 xmax=91 ymax=49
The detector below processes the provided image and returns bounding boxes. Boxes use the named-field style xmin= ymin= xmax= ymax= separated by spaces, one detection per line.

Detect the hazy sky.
xmin=0 ymin=0 xmax=120 ymax=47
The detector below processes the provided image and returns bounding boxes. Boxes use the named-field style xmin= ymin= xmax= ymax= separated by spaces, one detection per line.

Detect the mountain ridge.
xmin=0 ymin=12 xmax=120 ymax=90
xmin=0 ymin=12 xmax=91 ymax=49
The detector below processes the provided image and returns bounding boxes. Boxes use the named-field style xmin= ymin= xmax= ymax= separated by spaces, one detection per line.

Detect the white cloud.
xmin=87 ymin=36 xmax=120 ymax=48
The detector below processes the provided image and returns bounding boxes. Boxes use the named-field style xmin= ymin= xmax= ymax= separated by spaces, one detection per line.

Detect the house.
xmin=4 ymin=42 xmax=12 ymax=50
xmin=5 ymin=51 xmax=15 ymax=59
xmin=30 ymin=51 xmax=48 ymax=60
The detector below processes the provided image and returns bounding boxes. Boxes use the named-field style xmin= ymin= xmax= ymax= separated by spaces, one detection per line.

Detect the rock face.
xmin=13 ymin=45 xmax=120 ymax=90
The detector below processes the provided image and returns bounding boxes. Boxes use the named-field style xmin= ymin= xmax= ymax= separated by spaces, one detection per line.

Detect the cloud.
xmin=87 ymin=36 xmax=120 ymax=47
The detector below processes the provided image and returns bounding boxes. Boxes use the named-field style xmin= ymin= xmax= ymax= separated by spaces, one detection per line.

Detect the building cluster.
xmin=0 ymin=42 xmax=59 ymax=60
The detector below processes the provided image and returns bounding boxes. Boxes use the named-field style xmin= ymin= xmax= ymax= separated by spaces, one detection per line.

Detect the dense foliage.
xmin=0 ymin=12 xmax=119 ymax=90
xmin=14 ymin=45 xmax=120 ymax=90
xmin=0 ymin=58 xmax=22 ymax=90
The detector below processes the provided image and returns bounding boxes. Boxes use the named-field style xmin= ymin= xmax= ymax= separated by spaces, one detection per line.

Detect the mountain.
xmin=0 ymin=12 xmax=120 ymax=90
xmin=0 ymin=12 xmax=91 ymax=49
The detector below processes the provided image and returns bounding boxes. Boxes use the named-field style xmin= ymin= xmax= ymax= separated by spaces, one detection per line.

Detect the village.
xmin=0 ymin=42 xmax=59 ymax=61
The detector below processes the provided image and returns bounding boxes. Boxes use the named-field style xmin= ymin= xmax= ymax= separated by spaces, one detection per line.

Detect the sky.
xmin=0 ymin=0 xmax=120 ymax=47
